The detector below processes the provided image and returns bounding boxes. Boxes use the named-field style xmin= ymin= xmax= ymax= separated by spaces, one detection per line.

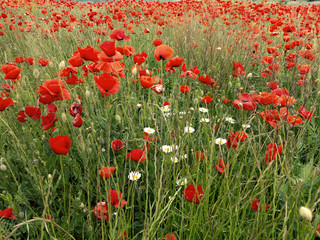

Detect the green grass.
xmin=0 ymin=0 xmax=320 ymax=239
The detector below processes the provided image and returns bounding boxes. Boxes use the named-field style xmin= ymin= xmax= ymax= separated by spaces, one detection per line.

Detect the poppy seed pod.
xmin=299 ymin=207 xmax=312 ymax=221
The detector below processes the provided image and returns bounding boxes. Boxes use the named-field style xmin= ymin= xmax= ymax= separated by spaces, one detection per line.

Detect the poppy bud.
xmin=61 ymin=113 xmax=67 ymax=122
xmin=49 ymin=62 xmax=54 ymax=67
xmin=85 ymin=90 xmax=91 ymax=97
xmin=299 ymin=207 xmax=312 ymax=221
xmin=59 ymin=61 xmax=65 ymax=70
xmin=48 ymin=174 xmax=52 ymax=180
xmin=228 ymin=81 xmax=233 ymax=88
xmin=18 ymin=212 xmax=24 ymax=218
xmin=115 ymin=115 xmax=121 ymax=123
xmin=33 ymin=69 xmax=40 ymax=78
xmin=247 ymin=73 xmax=252 ymax=79
xmin=189 ymin=107 xmax=194 ymax=111
xmin=79 ymin=203 xmax=84 ymax=208
xmin=131 ymin=65 xmax=138 ymax=76
xmin=0 ymin=164 xmax=6 ymax=171
xmin=216 ymin=47 xmax=222 ymax=50
xmin=137 ymin=103 xmax=142 ymax=108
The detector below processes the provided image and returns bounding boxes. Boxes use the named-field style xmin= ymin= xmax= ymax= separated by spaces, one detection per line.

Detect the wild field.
xmin=0 ymin=0 xmax=320 ymax=239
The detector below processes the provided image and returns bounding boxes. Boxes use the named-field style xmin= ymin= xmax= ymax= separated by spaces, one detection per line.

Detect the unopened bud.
xmin=85 ymin=90 xmax=91 ymax=97
xmin=115 ymin=115 xmax=121 ymax=123
xmin=247 ymin=73 xmax=253 ymax=79
xmin=131 ymin=65 xmax=138 ymax=76
xmin=61 ymin=113 xmax=67 ymax=122
xmin=299 ymin=207 xmax=312 ymax=221
xmin=137 ymin=103 xmax=142 ymax=108
xmin=33 ymin=69 xmax=40 ymax=78
xmin=59 ymin=61 xmax=65 ymax=70
xmin=48 ymin=174 xmax=52 ymax=180
xmin=0 ymin=164 xmax=7 ymax=171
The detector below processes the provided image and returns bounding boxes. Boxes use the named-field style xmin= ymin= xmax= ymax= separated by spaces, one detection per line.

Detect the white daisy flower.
xmin=143 ymin=127 xmax=155 ymax=134
xmin=184 ymin=126 xmax=195 ymax=133
xmin=225 ymin=117 xmax=235 ymax=124
xmin=164 ymin=112 xmax=172 ymax=117
xmin=161 ymin=145 xmax=173 ymax=153
xmin=161 ymin=106 xmax=170 ymax=113
xmin=176 ymin=178 xmax=187 ymax=186
xmin=215 ymin=138 xmax=227 ymax=145
xmin=171 ymin=144 xmax=179 ymax=150
xmin=179 ymin=111 xmax=186 ymax=115
xmin=128 ymin=171 xmax=142 ymax=181
xmin=200 ymin=118 xmax=210 ymax=122
xmin=171 ymin=157 xmax=179 ymax=163
xmin=199 ymin=107 xmax=209 ymax=113
xmin=242 ymin=124 xmax=251 ymax=129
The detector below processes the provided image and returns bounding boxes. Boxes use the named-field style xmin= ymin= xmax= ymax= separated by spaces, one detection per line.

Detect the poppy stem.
xmin=60 ymin=156 xmax=66 ymax=215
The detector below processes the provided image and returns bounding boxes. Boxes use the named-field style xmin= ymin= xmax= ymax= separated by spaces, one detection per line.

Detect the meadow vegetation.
xmin=0 ymin=0 xmax=320 ymax=239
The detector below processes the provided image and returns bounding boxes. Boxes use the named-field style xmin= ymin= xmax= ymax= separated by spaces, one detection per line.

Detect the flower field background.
xmin=0 ymin=0 xmax=320 ymax=239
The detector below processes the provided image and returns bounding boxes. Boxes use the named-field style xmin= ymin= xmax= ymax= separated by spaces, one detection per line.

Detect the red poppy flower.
xmin=180 ymin=85 xmax=189 ymax=93
xmin=68 ymin=55 xmax=84 ymax=67
xmin=140 ymin=76 xmax=155 ymax=88
xmin=223 ymin=98 xmax=230 ymax=104
xmin=119 ymin=229 xmax=127 ymax=239
xmin=47 ymin=103 xmax=57 ymax=113
xmin=201 ymin=96 xmax=212 ymax=104
xmin=99 ymin=167 xmax=115 ymax=179
xmin=286 ymin=115 xmax=304 ymax=126
xmin=196 ymin=151 xmax=205 ymax=161
xmin=163 ymin=233 xmax=177 ymax=240
xmin=298 ymin=106 xmax=314 ymax=121
xmin=154 ymin=44 xmax=174 ymax=61
xmin=0 ymin=97 xmax=14 ymax=111
xmin=168 ymin=57 xmax=184 ymax=67
xmin=94 ymin=73 xmax=120 ymax=97
xmin=133 ymin=52 xmax=148 ymax=65
xmin=125 ymin=149 xmax=146 ymax=163
xmin=232 ymin=61 xmax=245 ymax=77
xmin=116 ymin=45 xmax=135 ymax=57
xmin=99 ymin=40 xmax=116 ymax=57
xmin=180 ymin=63 xmax=200 ymax=79
xmin=14 ymin=56 xmax=24 ymax=63
xmin=266 ymin=81 xmax=278 ymax=90
xmin=251 ymin=198 xmax=259 ymax=211
xmin=111 ymin=139 xmax=124 ymax=151
xmin=24 ymin=57 xmax=34 ymax=65
xmin=151 ymin=84 xmax=165 ymax=94
xmin=38 ymin=58 xmax=50 ymax=66
xmin=69 ymin=103 xmax=82 ymax=117
xmin=0 ymin=208 xmax=17 ymax=220
xmin=183 ymin=185 xmax=203 ymax=204
xmin=251 ymin=198 xmax=269 ymax=211
xmin=152 ymin=39 xmax=162 ymax=46
xmin=108 ymin=190 xmax=127 ymax=208
xmin=265 ymin=143 xmax=283 ymax=163
xmin=72 ymin=114 xmax=83 ymax=127
xmin=37 ymin=79 xmax=70 ymax=104
xmin=110 ymin=29 xmax=130 ymax=41
xmin=94 ymin=202 xmax=109 ymax=221
xmin=49 ymin=135 xmax=71 ymax=155
xmin=1 ymin=63 xmax=21 ymax=81
xmin=215 ymin=158 xmax=228 ymax=174
xmin=77 ymin=46 xmax=100 ymax=62
xmin=41 ymin=113 xmax=58 ymax=130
